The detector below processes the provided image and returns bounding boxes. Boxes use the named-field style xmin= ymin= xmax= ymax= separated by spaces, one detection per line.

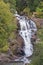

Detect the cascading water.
xmin=15 ymin=13 xmax=37 ymax=64
xmin=19 ymin=18 xmax=33 ymax=57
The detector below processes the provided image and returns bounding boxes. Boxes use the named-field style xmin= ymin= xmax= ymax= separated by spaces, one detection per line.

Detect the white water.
xmin=15 ymin=13 xmax=37 ymax=64
xmin=19 ymin=18 xmax=33 ymax=57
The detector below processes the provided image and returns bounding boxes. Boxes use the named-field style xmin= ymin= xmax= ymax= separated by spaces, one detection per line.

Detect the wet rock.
xmin=8 ymin=34 xmax=25 ymax=57
xmin=16 ymin=47 xmax=25 ymax=57
xmin=16 ymin=35 xmax=24 ymax=48
xmin=17 ymin=21 xmax=21 ymax=30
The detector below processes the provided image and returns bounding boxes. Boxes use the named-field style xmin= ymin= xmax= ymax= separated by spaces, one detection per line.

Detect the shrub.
xmin=0 ymin=1 xmax=17 ymax=52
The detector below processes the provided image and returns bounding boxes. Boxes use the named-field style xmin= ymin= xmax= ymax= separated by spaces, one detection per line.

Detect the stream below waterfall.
xmin=15 ymin=13 xmax=37 ymax=64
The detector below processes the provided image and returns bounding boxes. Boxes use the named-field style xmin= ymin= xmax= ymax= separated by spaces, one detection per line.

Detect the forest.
xmin=0 ymin=0 xmax=43 ymax=65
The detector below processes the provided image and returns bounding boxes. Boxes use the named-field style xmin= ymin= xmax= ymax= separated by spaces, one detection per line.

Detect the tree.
xmin=16 ymin=0 xmax=41 ymax=13
xmin=36 ymin=1 xmax=43 ymax=18
xmin=26 ymin=0 xmax=40 ymax=12
xmin=3 ymin=0 xmax=16 ymax=12
xmin=0 ymin=0 xmax=15 ymax=52
xmin=16 ymin=0 xmax=27 ymax=13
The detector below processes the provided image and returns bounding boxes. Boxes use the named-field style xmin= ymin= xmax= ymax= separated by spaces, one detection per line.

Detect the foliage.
xmin=3 ymin=0 xmax=43 ymax=14
xmin=23 ymin=7 xmax=30 ymax=16
xmin=0 ymin=1 xmax=17 ymax=52
xmin=3 ymin=0 xmax=16 ymax=13
xmin=16 ymin=0 xmax=27 ymax=13
xmin=16 ymin=0 xmax=41 ymax=13
xmin=26 ymin=0 xmax=40 ymax=12
xmin=36 ymin=1 xmax=43 ymax=18
xmin=30 ymin=29 xmax=43 ymax=65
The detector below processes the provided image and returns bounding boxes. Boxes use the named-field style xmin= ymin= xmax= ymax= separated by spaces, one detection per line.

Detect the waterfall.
xmin=15 ymin=13 xmax=37 ymax=64
xmin=19 ymin=18 xmax=33 ymax=57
